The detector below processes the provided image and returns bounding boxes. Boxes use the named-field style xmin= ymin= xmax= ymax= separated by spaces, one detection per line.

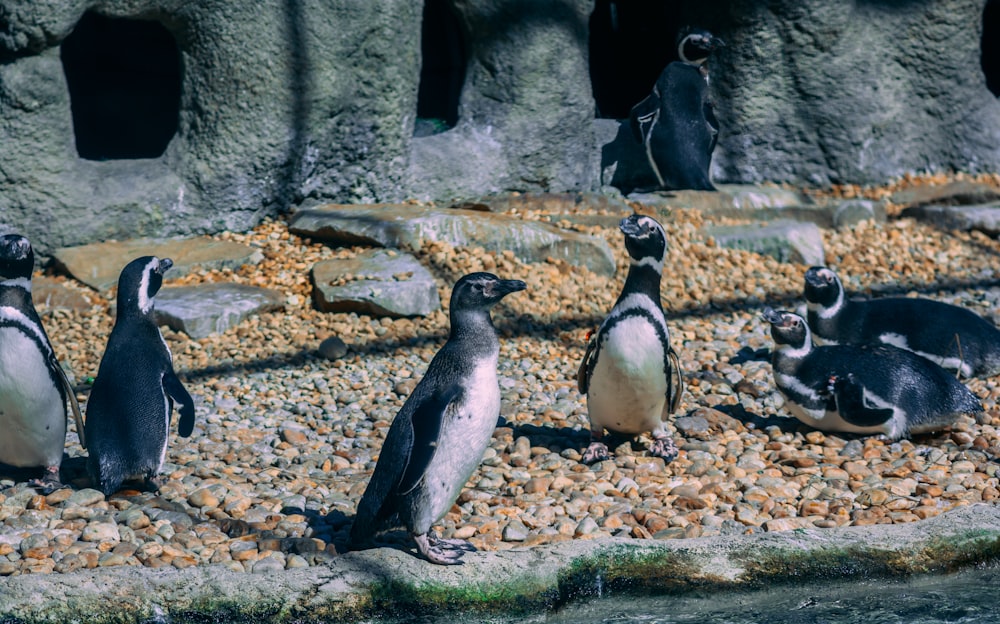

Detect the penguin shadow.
xmin=0 ymin=455 xmax=89 ymax=493
xmin=504 ymin=419 xmax=591 ymax=455
xmin=600 ymin=120 xmax=658 ymax=195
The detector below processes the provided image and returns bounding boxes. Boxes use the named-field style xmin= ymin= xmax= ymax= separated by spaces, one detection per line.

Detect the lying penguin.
xmin=86 ymin=256 xmax=195 ymax=495
xmin=351 ymin=272 xmax=525 ymax=565
xmin=628 ymin=27 xmax=725 ymax=191
xmin=0 ymin=234 xmax=84 ymax=491
xmin=804 ymin=266 xmax=1000 ymax=378
xmin=762 ymin=307 xmax=981 ymax=440
xmin=577 ymin=214 xmax=683 ymax=463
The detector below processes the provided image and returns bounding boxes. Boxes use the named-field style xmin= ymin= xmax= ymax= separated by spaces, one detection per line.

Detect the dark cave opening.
xmin=589 ymin=0 xmax=684 ymax=119
xmin=984 ymin=0 xmax=1000 ymax=96
xmin=415 ymin=0 xmax=466 ymax=136
xmin=61 ymin=11 xmax=182 ymax=161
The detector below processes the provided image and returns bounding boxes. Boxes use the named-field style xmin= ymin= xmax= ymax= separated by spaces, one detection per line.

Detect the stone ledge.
xmin=1 ymin=504 xmax=998 ymax=624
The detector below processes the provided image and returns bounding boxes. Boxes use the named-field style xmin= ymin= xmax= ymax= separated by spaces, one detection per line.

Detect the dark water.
xmin=389 ymin=564 xmax=1000 ymax=624
xmin=533 ymin=565 xmax=1000 ymax=624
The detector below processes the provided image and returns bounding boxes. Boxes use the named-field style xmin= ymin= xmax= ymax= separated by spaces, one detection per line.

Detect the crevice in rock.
xmin=983 ymin=0 xmax=999 ymax=96
xmin=415 ymin=0 xmax=466 ymax=136
xmin=588 ymin=0 xmax=683 ymax=119
xmin=60 ymin=11 xmax=182 ymax=161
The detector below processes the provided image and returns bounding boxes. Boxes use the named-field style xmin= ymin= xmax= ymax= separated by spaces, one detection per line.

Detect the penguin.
xmin=628 ymin=27 xmax=724 ymax=191
xmin=577 ymin=214 xmax=683 ymax=464
xmin=351 ymin=272 xmax=525 ymax=565
xmin=0 ymin=234 xmax=84 ymax=492
xmin=85 ymin=256 xmax=195 ymax=496
xmin=804 ymin=266 xmax=1000 ymax=378
xmin=762 ymin=307 xmax=981 ymax=440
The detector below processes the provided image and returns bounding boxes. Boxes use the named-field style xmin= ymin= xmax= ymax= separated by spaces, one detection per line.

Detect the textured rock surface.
xmin=155 ymin=283 xmax=286 ymax=339
xmin=289 ymin=204 xmax=617 ymax=276
xmin=51 ymin=237 xmax=263 ymax=291
xmin=310 ymin=249 xmax=441 ymax=317
xmin=703 ymin=220 xmax=825 ymax=266
xmin=697 ymin=0 xmax=1000 ymax=186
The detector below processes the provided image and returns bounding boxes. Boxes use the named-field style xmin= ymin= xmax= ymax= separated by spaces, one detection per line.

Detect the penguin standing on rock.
xmin=351 ymin=272 xmax=525 ymax=565
xmin=86 ymin=256 xmax=195 ymax=496
xmin=763 ymin=308 xmax=981 ymax=440
xmin=804 ymin=266 xmax=1000 ymax=378
xmin=629 ymin=27 xmax=724 ymax=191
xmin=0 ymin=234 xmax=84 ymax=491
xmin=577 ymin=214 xmax=683 ymax=464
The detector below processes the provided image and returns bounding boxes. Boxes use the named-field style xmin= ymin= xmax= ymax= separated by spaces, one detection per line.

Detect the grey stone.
xmin=831 ymin=199 xmax=887 ymax=229
xmin=902 ymin=202 xmax=1000 ymax=236
xmin=890 ymin=181 xmax=1000 ymax=210
xmin=698 ymin=0 xmax=1000 ymax=187
xmin=704 ymin=220 xmax=825 ymax=266
xmin=310 ymin=249 xmax=441 ymax=318
xmin=317 ymin=336 xmax=350 ymax=360
xmin=52 ymin=238 xmax=263 ymax=292
xmin=32 ymin=277 xmax=97 ymax=313
xmin=155 ymin=283 xmax=284 ymax=339
xmin=291 ymin=204 xmax=617 ymax=276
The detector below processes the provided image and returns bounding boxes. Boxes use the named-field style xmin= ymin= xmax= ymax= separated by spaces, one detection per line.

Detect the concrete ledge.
xmin=2 ymin=504 xmax=999 ymax=623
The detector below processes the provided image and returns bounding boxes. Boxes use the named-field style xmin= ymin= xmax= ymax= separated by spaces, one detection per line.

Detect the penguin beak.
xmin=710 ymin=35 xmax=726 ymax=50
xmin=493 ymin=279 xmax=527 ymax=298
xmin=619 ymin=215 xmax=643 ymax=237
xmin=157 ymin=258 xmax=174 ymax=275
xmin=803 ymin=267 xmax=826 ymax=287
xmin=760 ymin=307 xmax=785 ymax=325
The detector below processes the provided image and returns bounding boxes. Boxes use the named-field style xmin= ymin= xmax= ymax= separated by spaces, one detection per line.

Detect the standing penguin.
xmin=629 ymin=27 xmax=724 ymax=191
xmin=763 ymin=308 xmax=981 ymax=440
xmin=577 ymin=214 xmax=683 ymax=464
xmin=0 ymin=235 xmax=84 ymax=491
xmin=804 ymin=266 xmax=1000 ymax=378
xmin=351 ymin=272 xmax=525 ymax=565
xmin=86 ymin=256 xmax=195 ymax=496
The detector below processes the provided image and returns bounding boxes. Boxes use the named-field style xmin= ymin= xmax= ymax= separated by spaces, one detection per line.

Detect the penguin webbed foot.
xmin=413 ymin=533 xmax=472 ymax=565
xmin=28 ymin=467 xmax=67 ymax=495
xmin=142 ymin=475 xmax=164 ymax=493
xmin=648 ymin=435 xmax=679 ymax=463
xmin=581 ymin=441 xmax=610 ymax=464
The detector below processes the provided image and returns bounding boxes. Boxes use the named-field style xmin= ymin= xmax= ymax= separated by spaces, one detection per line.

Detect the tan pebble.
xmin=187 ymin=488 xmax=221 ymax=509
xmin=916 ymin=483 xmax=944 ymax=497
xmin=856 ymin=488 xmax=890 ymax=506
xmin=0 ymin=544 xmax=13 ymax=557
xmin=799 ymin=500 xmax=829 ymax=516
xmin=951 ymin=431 xmax=974 ymax=446
xmin=983 ymin=486 xmax=1000 ymax=501
xmin=280 ymin=428 xmax=310 ymax=445
xmin=884 ymin=497 xmax=917 ymax=511
xmin=523 ymin=477 xmax=552 ymax=494
xmin=913 ymin=505 xmax=943 ymax=519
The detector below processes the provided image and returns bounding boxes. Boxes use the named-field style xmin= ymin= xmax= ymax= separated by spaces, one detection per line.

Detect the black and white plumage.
xmin=577 ymin=214 xmax=683 ymax=464
xmin=804 ymin=266 xmax=1000 ymax=378
xmin=763 ymin=308 xmax=981 ymax=440
xmin=628 ymin=27 xmax=724 ymax=192
xmin=86 ymin=256 xmax=195 ymax=496
xmin=351 ymin=272 xmax=525 ymax=565
xmin=0 ymin=235 xmax=84 ymax=492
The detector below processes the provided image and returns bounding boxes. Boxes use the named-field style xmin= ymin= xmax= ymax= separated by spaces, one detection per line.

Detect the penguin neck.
xmin=449 ymin=308 xmax=500 ymax=352
xmin=618 ymin=260 xmax=663 ymax=305
xmin=0 ymin=277 xmax=33 ymax=308
xmin=0 ymin=276 xmax=32 ymax=295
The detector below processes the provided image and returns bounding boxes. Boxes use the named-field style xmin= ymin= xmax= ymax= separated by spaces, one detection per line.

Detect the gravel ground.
xmin=3 ymin=174 xmax=1000 ymax=575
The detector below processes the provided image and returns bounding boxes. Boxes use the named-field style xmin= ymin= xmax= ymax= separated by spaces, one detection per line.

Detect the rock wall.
xmin=1 ymin=0 xmax=998 ymax=252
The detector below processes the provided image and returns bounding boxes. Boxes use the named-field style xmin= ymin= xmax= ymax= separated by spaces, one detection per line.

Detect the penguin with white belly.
xmin=804 ymin=265 xmax=1000 ymax=378
xmin=763 ymin=307 xmax=981 ymax=440
xmin=85 ymin=256 xmax=195 ymax=496
xmin=0 ymin=234 xmax=84 ymax=491
xmin=351 ymin=272 xmax=525 ymax=565
xmin=577 ymin=214 xmax=683 ymax=464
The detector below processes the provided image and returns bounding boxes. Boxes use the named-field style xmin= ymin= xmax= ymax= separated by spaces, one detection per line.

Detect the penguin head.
xmin=676 ymin=27 xmax=725 ymax=65
xmin=0 ymin=234 xmax=34 ymax=281
xmin=116 ymin=256 xmax=174 ymax=316
xmin=761 ymin=307 xmax=813 ymax=355
xmin=450 ymin=272 xmax=527 ymax=313
xmin=620 ymin=214 xmax=667 ymax=272
xmin=803 ymin=266 xmax=844 ymax=309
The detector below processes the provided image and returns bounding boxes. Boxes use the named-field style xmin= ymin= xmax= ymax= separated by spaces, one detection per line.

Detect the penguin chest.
xmin=587 ymin=318 xmax=668 ymax=434
xmin=0 ymin=326 xmax=66 ymax=467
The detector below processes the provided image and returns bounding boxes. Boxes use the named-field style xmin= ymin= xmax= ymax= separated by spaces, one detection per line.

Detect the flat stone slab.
xmin=890 ymin=180 xmax=1000 ymax=210
xmin=154 ymin=283 xmax=285 ymax=339
xmin=310 ymin=249 xmax=440 ymax=317
xmin=451 ymin=191 xmax=633 ymax=215
xmin=1 ymin=504 xmax=998 ymax=623
xmin=703 ymin=219 xmax=825 ymax=265
xmin=289 ymin=204 xmax=617 ymax=276
xmin=902 ymin=201 xmax=1000 ymax=235
xmin=52 ymin=237 xmax=264 ymax=291
xmin=31 ymin=277 xmax=97 ymax=313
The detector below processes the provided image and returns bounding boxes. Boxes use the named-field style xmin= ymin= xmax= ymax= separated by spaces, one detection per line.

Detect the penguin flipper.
xmin=398 ymin=383 xmax=464 ymax=496
xmin=828 ymin=374 xmax=894 ymax=427
xmin=163 ymin=371 xmax=195 ymax=437
xmin=629 ymin=92 xmax=660 ymax=144
xmin=576 ymin=333 xmax=598 ymax=395
xmin=665 ymin=346 xmax=684 ymax=416
xmin=52 ymin=357 xmax=86 ymax=448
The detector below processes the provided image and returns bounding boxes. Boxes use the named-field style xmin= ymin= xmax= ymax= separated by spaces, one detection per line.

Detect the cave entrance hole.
xmin=415 ymin=0 xmax=466 ymax=136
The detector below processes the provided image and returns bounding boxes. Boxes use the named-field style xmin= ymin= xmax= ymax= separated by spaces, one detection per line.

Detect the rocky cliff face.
xmin=1 ymin=0 xmax=998 ymax=252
